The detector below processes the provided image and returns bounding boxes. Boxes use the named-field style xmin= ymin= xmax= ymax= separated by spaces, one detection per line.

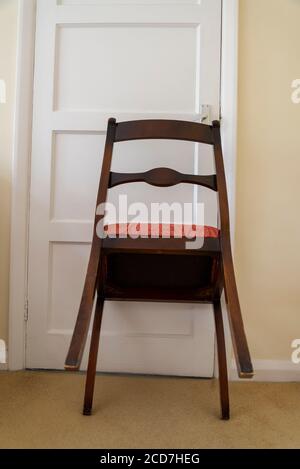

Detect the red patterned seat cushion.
xmin=103 ymin=223 xmax=219 ymax=239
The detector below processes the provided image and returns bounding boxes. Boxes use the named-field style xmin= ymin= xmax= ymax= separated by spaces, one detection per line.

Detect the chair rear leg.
xmin=213 ymin=300 xmax=230 ymax=420
xmin=83 ymin=295 xmax=104 ymax=416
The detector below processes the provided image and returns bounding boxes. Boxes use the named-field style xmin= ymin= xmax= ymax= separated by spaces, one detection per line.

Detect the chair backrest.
xmin=95 ymin=118 xmax=231 ymax=238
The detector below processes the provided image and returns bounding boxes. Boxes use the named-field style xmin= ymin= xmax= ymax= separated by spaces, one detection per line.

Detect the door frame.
xmin=9 ymin=0 xmax=239 ymax=371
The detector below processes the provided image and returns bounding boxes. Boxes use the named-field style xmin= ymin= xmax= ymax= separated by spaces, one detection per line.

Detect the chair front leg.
xmin=213 ymin=300 xmax=230 ymax=420
xmin=83 ymin=294 xmax=105 ymax=416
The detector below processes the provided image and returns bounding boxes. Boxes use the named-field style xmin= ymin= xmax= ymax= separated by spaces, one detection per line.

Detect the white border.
xmin=9 ymin=0 xmax=239 ymax=371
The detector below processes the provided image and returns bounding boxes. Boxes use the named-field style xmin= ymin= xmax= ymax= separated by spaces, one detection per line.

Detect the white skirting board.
xmin=230 ymin=359 xmax=300 ymax=382
xmin=0 ymin=339 xmax=7 ymax=366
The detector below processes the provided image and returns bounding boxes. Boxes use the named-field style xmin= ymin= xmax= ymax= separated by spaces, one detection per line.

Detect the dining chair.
xmin=65 ymin=118 xmax=253 ymax=420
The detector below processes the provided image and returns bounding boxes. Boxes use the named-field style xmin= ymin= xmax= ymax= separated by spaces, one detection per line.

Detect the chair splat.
xmin=109 ymin=168 xmax=217 ymax=191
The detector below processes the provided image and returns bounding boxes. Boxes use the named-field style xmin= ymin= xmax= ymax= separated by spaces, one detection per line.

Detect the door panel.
xmin=27 ymin=0 xmax=222 ymax=376
xmin=55 ymin=25 xmax=198 ymax=112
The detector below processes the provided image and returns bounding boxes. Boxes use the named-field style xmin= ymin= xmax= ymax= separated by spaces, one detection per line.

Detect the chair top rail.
xmin=114 ymin=119 xmax=214 ymax=145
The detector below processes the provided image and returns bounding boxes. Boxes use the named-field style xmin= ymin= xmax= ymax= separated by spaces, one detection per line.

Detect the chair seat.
xmin=104 ymin=223 xmax=219 ymax=239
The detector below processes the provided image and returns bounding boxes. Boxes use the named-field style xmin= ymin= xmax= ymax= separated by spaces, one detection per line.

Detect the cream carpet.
xmin=0 ymin=371 xmax=299 ymax=449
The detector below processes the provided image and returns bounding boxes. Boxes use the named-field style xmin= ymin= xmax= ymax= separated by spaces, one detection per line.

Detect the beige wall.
xmin=236 ymin=0 xmax=300 ymax=360
xmin=1 ymin=0 xmax=300 ymax=363
xmin=0 ymin=0 xmax=18 ymax=343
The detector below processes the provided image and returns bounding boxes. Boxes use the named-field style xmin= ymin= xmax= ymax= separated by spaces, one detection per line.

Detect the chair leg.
xmin=83 ymin=295 xmax=104 ymax=416
xmin=222 ymin=255 xmax=253 ymax=378
xmin=213 ymin=300 xmax=230 ymax=420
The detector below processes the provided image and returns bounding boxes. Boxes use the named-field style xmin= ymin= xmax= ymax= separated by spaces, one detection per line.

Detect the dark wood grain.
xmin=109 ymin=168 xmax=217 ymax=191
xmin=102 ymin=236 xmax=220 ymax=254
xmin=115 ymin=119 xmax=214 ymax=144
xmin=83 ymin=294 xmax=104 ymax=416
xmin=212 ymin=121 xmax=253 ymax=378
xmin=104 ymin=285 xmax=215 ymax=303
xmin=214 ymin=300 xmax=230 ymax=420
xmin=65 ymin=118 xmax=116 ymax=371
xmin=65 ymin=117 xmax=253 ymax=419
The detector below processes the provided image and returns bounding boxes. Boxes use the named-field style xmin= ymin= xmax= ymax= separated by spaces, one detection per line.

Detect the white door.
xmin=27 ymin=0 xmax=222 ymax=376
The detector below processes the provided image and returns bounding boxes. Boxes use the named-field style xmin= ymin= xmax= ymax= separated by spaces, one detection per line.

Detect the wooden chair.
xmin=65 ymin=118 xmax=253 ymax=420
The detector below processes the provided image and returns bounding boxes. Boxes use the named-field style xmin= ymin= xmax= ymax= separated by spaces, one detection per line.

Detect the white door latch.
xmin=200 ymin=104 xmax=211 ymax=124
